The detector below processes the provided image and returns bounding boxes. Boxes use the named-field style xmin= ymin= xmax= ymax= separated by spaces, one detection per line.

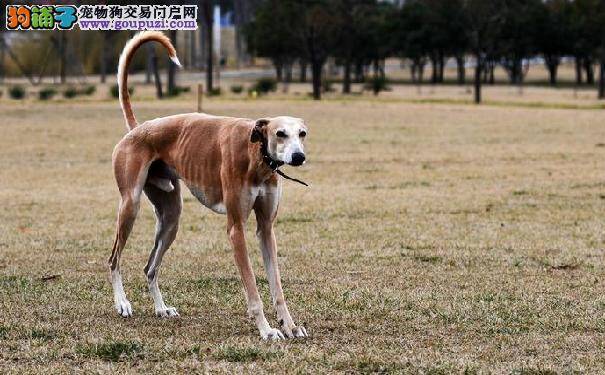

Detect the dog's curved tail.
xmin=117 ymin=31 xmax=181 ymax=131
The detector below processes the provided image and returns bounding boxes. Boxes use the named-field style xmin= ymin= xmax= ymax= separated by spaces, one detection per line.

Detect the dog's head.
xmin=251 ymin=116 xmax=308 ymax=166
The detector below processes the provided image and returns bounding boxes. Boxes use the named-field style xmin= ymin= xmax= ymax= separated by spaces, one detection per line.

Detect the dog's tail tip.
xmin=170 ymin=55 xmax=182 ymax=68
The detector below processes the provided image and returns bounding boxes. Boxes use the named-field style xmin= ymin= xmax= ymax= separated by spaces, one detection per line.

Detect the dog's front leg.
xmin=228 ymin=221 xmax=284 ymax=340
xmin=256 ymin=219 xmax=308 ymax=338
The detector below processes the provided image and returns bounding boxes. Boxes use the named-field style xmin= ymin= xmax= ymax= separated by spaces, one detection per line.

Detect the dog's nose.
xmin=290 ymin=152 xmax=306 ymax=166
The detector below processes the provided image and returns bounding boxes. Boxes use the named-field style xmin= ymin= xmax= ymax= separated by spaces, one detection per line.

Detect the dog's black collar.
xmin=252 ymin=128 xmax=309 ymax=187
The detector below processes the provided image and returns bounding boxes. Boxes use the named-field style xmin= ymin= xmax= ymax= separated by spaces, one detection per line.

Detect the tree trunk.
xmin=438 ymin=52 xmax=445 ymax=82
xmin=488 ymin=62 xmax=495 ymax=85
xmin=203 ymin=1 xmax=214 ymax=94
xmin=343 ymin=60 xmax=351 ymax=94
xmin=234 ymin=26 xmax=243 ymax=69
xmin=100 ymin=32 xmax=107 ymax=83
xmin=585 ymin=58 xmax=594 ymax=84
xmin=206 ymin=25 xmax=213 ymax=93
xmin=167 ymin=30 xmax=177 ymax=95
xmin=355 ymin=61 xmax=364 ymax=83
xmin=145 ymin=43 xmax=153 ymax=84
xmin=546 ymin=61 xmax=558 ymax=86
xmin=285 ymin=63 xmax=292 ymax=83
xmin=474 ymin=53 xmax=482 ymax=104
xmin=198 ymin=21 xmax=205 ymax=70
xmin=311 ymin=60 xmax=322 ymax=100
xmin=575 ymin=56 xmax=583 ymax=84
xmin=455 ymin=55 xmax=465 ymax=84
xmin=0 ymin=8 xmax=4 ymax=84
xmin=411 ymin=62 xmax=417 ymax=83
xmin=299 ymin=60 xmax=307 ymax=82
xmin=150 ymin=44 xmax=163 ymax=98
xmin=189 ymin=30 xmax=196 ymax=69
xmin=275 ymin=61 xmax=283 ymax=82
xmin=0 ymin=33 xmax=4 ymax=84
xmin=599 ymin=62 xmax=605 ymax=99
xmin=430 ymin=54 xmax=438 ymax=84
xmin=60 ymin=32 xmax=66 ymax=84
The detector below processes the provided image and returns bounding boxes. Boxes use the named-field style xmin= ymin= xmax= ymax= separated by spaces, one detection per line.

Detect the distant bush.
xmin=80 ymin=85 xmax=96 ymax=96
xmin=168 ymin=85 xmax=191 ymax=97
xmin=207 ymin=87 xmax=221 ymax=96
xmin=251 ymin=78 xmax=277 ymax=95
xmin=63 ymin=87 xmax=78 ymax=99
xmin=38 ymin=87 xmax=57 ymax=100
xmin=9 ymin=85 xmax=25 ymax=100
xmin=230 ymin=85 xmax=244 ymax=94
xmin=365 ymin=76 xmax=389 ymax=95
xmin=110 ymin=84 xmax=133 ymax=98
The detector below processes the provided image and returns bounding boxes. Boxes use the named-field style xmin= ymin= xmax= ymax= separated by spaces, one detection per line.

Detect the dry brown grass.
xmin=1 ymin=93 xmax=605 ymax=373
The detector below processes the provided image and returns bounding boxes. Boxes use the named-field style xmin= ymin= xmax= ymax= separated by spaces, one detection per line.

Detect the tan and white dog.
xmin=108 ymin=31 xmax=308 ymax=340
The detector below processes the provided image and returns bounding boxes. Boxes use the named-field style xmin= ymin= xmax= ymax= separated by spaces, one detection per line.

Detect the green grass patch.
xmin=77 ymin=340 xmax=144 ymax=362
xmin=0 ymin=325 xmax=9 ymax=339
xmin=413 ymin=255 xmax=442 ymax=264
xmin=0 ymin=275 xmax=31 ymax=291
xmin=214 ymin=346 xmax=279 ymax=362
xmin=278 ymin=215 xmax=315 ymax=223
xmin=27 ymin=328 xmax=56 ymax=341
xmin=511 ymin=368 xmax=558 ymax=375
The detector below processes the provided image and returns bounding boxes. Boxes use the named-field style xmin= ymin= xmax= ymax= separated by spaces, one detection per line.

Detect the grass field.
xmin=1 ymin=92 xmax=605 ymax=373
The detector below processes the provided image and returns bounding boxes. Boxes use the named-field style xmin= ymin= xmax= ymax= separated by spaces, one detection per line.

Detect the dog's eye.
xmin=276 ymin=130 xmax=287 ymax=138
xmin=299 ymin=131 xmax=307 ymax=138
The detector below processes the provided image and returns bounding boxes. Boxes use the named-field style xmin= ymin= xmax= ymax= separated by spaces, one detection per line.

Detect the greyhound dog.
xmin=108 ymin=31 xmax=308 ymax=340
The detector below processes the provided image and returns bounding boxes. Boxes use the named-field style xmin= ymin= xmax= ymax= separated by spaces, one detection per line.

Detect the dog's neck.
xmin=248 ymin=141 xmax=277 ymax=185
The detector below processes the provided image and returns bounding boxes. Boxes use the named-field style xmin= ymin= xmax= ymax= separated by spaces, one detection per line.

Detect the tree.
xmin=499 ymin=0 xmax=543 ymax=85
xmin=167 ymin=30 xmax=178 ymax=95
xmin=538 ymin=0 xmax=572 ymax=85
xmin=246 ymin=0 xmax=337 ymax=100
xmin=201 ymin=0 xmax=214 ymax=94
xmin=569 ymin=0 xmax=600 ymax=85
xmin=422 ymin=0 xmax=469 ymax=84
xmin=244 ymin=0 xmax=303 ymax=83
xmin=464 ymin=0 xmax=505 ymax=103
xmin=332 ymin=0 xmax=376 ymax=93
xmin=299 ymin=1 xmax=339 ymax=99
xmin=591 ymin=1 xmax=605 ymax=98
xmin=391 ymin=0 xmax=432 ymax=84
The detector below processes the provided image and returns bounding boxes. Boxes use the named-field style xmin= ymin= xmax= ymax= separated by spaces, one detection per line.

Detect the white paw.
xmin=282 ymin=324 xmax=308 ymax=339
xmin=260 ymin=327 xmax=285 ymax=341
xmin=156 ymin=306 xmax=179 ymax=318
xmin=292 ymin=326 xmax=308 ymax=338
xmin=115 ymin=299 xmax=133 ymax=318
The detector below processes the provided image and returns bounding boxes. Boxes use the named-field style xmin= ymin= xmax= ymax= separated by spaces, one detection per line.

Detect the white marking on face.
xmin=268 ymin=117 xmax=307 ymax=164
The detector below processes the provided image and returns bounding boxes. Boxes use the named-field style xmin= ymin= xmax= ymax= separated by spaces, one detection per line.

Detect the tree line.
xmin=244 ymin=0 xmax=605 ymax=102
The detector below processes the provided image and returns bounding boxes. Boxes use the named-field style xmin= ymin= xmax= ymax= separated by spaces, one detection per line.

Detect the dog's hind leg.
xmin=143 ymin=180 xmax=182 ymax=318
xmin=108 ymin=143 xmax=153 ymax=318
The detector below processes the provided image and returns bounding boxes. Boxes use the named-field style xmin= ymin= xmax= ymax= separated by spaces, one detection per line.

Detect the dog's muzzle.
xmin=290 ymin=152 xmax=306 ymax=166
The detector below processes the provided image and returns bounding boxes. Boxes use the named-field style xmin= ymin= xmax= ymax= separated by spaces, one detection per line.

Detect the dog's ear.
xmin=251 ymin=118 xmax=270 ymax=143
